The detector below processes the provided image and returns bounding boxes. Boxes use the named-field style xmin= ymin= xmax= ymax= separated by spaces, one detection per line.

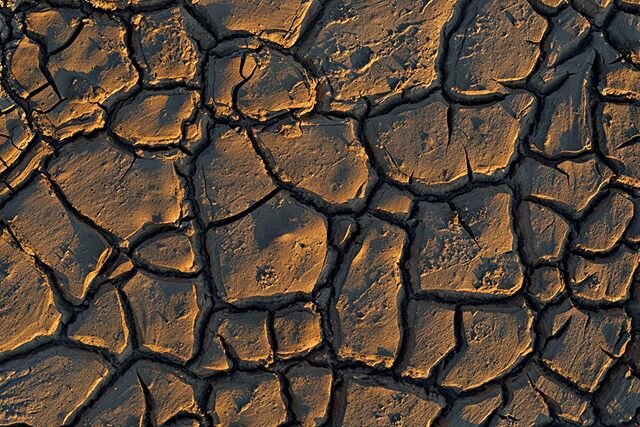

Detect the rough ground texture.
xmin=2 ymin=0 xmax=640 ymax=426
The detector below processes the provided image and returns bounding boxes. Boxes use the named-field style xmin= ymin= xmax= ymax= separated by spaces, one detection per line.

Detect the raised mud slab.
xmin=1 ymin=0 xmax=640 ymax=426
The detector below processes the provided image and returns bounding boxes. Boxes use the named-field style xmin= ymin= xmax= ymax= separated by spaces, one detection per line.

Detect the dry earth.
xmin=1 ymin=0 xmax=640 ymax=426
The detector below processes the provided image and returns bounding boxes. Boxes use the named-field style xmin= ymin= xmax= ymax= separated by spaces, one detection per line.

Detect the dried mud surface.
xmin=2 ymin=0 xmax=640 ymax=426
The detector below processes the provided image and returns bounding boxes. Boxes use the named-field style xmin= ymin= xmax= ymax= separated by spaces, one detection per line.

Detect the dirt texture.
xmin=1 ymin=0 xmax=640 ymax=426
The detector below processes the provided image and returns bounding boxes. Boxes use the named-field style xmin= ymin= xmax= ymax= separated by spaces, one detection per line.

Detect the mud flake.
xmin=599 ymin=60 xmax=640 ymax=101
xmin=111 ymin=89 xmax=200 ymax=148
xmin=298 ymin=0 xmax=457 ymax=111
xmin=440 ymin=386 xmax=502 ymax=427
xmin=208 ymin=371 xmax=287 ymax=427
xmin=0 ymin=346 xmax=108 ymax=427
xmin=207 ymin=191 xmax=327 ymax=303
xmin=2 ymin=175 xmax=111 ymax=304
xmin=537 ymin=0 xmax=568 ymax=8
xmin=205 ymin=54 xmax=243 ymax=120
xmin=439 ymin=300 xmax=534 ymax=391
xmin=191 ymin=323 xmax=231 ymax=375
xmin=369 ymin=183 xmax=413 ymax=220
xmin=573 ymin=0 xmax=613 ymax=26
xmin=608 ymin=11 xmax=640 ymax=65
xmin=286 ymin=362 xmax=332 ymax=427
xmin=24 ymin=8 xmax=83 ymax=53
xmin=132 ymin=6 xmax=213 ymax=85
xmin=595 ymin=363 xmax=640 ymax=426
xmin=527 ymin=266 xmax=564 ymax=306
xmin=451 ymin=92 xmax=536 ymax=177
xmin=411 ymin=186 xmax=523 ymax=297
xmin=187 ymin=0 xmax=317 ymax=48
xmin=501 ymin=363 xmax=596 ymax=426
xmin=194 ymin=125 xmax=275 ymax=225
xmin=84 ymin=0 xmax=172 ymax=9
xmin=524 ymin=363 xmax=595 ymax=425
xmin=235 ymin=48 xmax=316 ymax=121
xmin=333 ymin=216 xmax=405 ymax=369
xmin=274 ymin=302 xmax=323 ymax=359
xmin=255 ymin=115 xmax=374 ymax=207
xmin=210 ymin=309 xmax=273 ymax=366
xmin=499 ymin=372 xmax=552 ymax=426
xmin=531 ymin=51 xmax=594 ymax=158
xmin=48 ymin=134 xmax=183 ymax=240
xmin=568 ymin=246 xmax=640 ymax=303
xmin=133 ymin=228 xmax=199 ymax=275
xmin=599 ymin=102 xmax=640 ymax=183
xmin=6 ymin=37 xmax=49 ymax=99
xmin=365 ymin=93 xmax=533 ymax=194
xmin=445 ymin=0 xmax=547 ymax=96
xmin=80 ymin=360 xmax=197 ymax=425
xmin=0 ymin=232 xmax=60 ymax=354
xmin=517 ymin=200 xmax=570 ymax=265
xmin=0 ymin=105 xmax=34 ymax=174
xmin=537 ymin=7 xmax=590 ymax=74
xmin=339 ymin=376 xmax=442 ymax=427
xmin=122 ymin=272 xmax=203 ymax=362
xmin=573 ymin=191 xmax=634 ymax=254
xmin=42 ymin=15 xmax=136 ymax=139
xmin=68 ymin=285 xmax=128 ymax=354
xmin=205 ymin=43 xmax=315 ymax=121
xmin=541 ymin=300 xmax=631 ymax=392
xmin=365 ymin=94 xmax=466 ymax=193
xmin=397 ymin=300 xmax=456 ymax=380
xmin=515 ymin=156 xmax=613 ymax=218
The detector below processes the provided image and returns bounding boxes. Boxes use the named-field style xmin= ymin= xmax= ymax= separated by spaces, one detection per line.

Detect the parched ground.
xmin=1 ymin=0 xmax=640 ymax=426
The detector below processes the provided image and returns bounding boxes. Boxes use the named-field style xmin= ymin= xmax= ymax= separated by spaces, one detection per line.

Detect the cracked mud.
xmin=2 ymin=0 xmax=640 ymax=426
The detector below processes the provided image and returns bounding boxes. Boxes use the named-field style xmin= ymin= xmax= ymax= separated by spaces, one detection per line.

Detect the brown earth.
xmin=0 ymin=0 xmax=640 ymax=426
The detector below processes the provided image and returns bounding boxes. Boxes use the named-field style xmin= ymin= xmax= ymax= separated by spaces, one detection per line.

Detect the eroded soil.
xmin=1 ymin=0 xmax=640 ymax=426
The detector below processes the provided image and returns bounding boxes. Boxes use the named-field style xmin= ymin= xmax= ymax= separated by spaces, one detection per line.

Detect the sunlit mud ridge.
xmin=1 ymin=0 xmax=640 ymax=426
